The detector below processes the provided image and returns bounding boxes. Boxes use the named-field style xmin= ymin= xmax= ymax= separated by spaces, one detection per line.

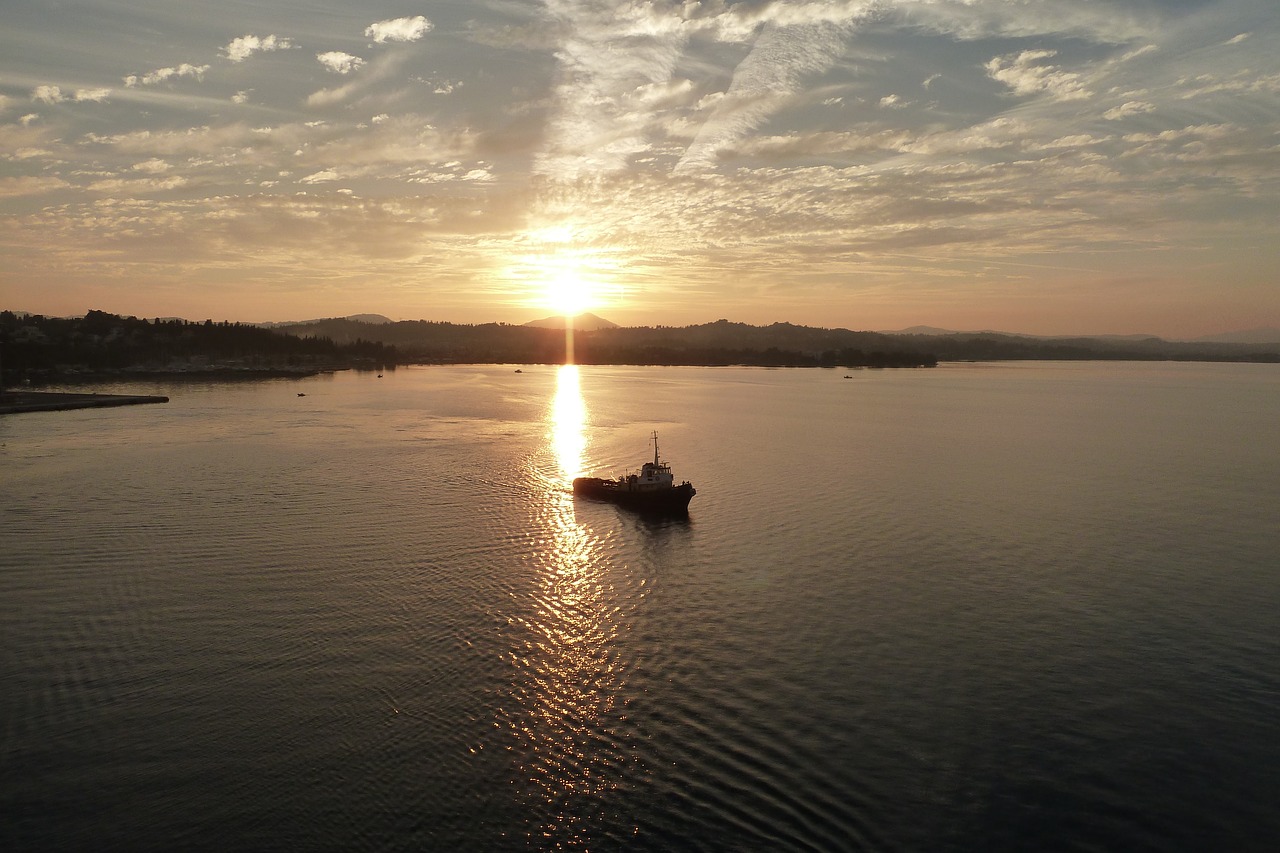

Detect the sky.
xmin=1 ymin=0 xmax=1277 ymax=337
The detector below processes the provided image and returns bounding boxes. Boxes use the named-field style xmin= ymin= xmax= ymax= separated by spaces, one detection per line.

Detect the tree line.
xmin=1 ymin=310 xmax=397 ymax=382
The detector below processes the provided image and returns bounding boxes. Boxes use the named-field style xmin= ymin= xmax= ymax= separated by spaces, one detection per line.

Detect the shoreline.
xmin=0 ymin=391 xmax=170 ymax=415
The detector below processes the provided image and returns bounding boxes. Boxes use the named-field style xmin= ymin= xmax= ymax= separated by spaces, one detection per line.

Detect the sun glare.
xmin=551 ymin=363 xmax=586 ymax=482
xmin=513 ymin=225 xmax=623 ymax=319
xmin=546 ymin=266 xmax=594 ymax=317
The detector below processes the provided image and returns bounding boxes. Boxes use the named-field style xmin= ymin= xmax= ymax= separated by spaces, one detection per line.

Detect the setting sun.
xmin=515 ymin=225 xmax=616 ymax=318
xmin=545 ymin=266 xmax=594 ymax=317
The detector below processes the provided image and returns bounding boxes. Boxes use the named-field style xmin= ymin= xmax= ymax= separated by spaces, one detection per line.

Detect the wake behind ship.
xmin=573 ymin=432 xmax=696 ymax=513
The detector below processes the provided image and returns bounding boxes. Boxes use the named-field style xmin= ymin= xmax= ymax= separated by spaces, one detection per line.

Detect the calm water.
xmin=3 ymin=362 xmax=1279 ymax=851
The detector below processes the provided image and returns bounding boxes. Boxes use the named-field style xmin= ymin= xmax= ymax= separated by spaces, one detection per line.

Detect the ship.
xmin=573 ymin=431 xmax=696 ymax=513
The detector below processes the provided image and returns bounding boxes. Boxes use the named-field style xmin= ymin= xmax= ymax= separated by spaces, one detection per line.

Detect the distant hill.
xmin=257 ymin=313 xmax=393 ymax=328
xmin=883 ymin=324 xmax=1280 ymax=344
xmin=880 ymin=325 xmax=966 ymax=336
xmin=1 ymin=310 xmax=398 ymax=381
xmin=883 ymin=325 xmax=1162 ymax=342
xmin=523 ymin=313 xmax=619 ymax=331
xmin=1193 ymin=327 xmax=1280 ymax=344
xmin=264 ymin=316 xmax=1277 ymax=366
xmin=10 ymin=311 xmax=1277 ymax=373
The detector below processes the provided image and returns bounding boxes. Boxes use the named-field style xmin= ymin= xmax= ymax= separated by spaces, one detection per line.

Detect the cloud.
xmin=365 ymin=16 xmax=432 ymax=44
xmin=34 ymin=87 xmax=113 ymax=104
xmin=307 ymin=83 xmax=361 ymax=109
xmin=74 ymin=88 xmax=112 ymax=102
xmin=223 ymin=34 xmax=295 ymax=63
xmin=687 ymin=0 xmax=877 ymax=42
xmin=0 ymin=176 xmax=71 ymax=198
xmin=86 ymin=175 xmax=188 ymax=193
xmin=132 ymin=159 xmax=172 ymax=173
xmin=1103 ymin=100 xmax=1155 ymax=120
xmin=300 ymin=169 xmax=340 ymax=184
xmin=532 ymin=2 xmax=885 ymax=180
xmin=232 ymin=91 xmax=251 ymax=104
xmin=676 ymin=19 xmax=857 ymax=174
xmin=81 ymin=124 xmax=268 ymax=157
xmin=1177 ymin=70 xmax=1280 ymax=100
xmin=11 ymin=147 xmax=54 ymax=160
xmin=307 ymin=52 xmax=404 ymax=108
xmin=32 ymin=86 xmax=65 ymax=104
xmin=533 ymin=3 xmax=692 ymax=181
xmin=885 ymin=0 xmax=1158 ymax=44
xmin=317 ymin=51 xmax=365 ymax=74
xmin=1224 ymin=32 xmax=1250 ymax=45
xmin=984 ymin=50 xmax=1090 ymax=101
xmin=125 ymin=63 xmax=210 ymax=87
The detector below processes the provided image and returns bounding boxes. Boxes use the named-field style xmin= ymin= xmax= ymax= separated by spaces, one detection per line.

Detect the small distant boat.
xmin=573 ymin=431 xmax=696 ymax=513
xmin=297 ymin=392 xmax=306 ymax=397
xmin=514 ymin=369 xmax=523 ymax=374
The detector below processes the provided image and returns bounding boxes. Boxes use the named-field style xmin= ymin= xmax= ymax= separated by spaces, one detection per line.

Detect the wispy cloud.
xmin=223 ymin=34 xmax=295 ymax=63
xmin=32 ymin=85 xmax=65 ymax=104
xmin=365 ymin=16 xmax=433 ymax=44
xmin=300 ymin=169 xmax=340 ymax=184
xmin=533 ymin=1 xmax=691 ymax=180
xmin=317 ymin=51 xmax=365 ymax=74
xmin=86 ymin=175 xmax=188 ymax=193
xmin=125 ymin=63 xmax=210 ymax=87
xmin=984 ymin=50 xmax=1090 ymax=101
xmin=0 ymin=175 xmax=71 ymax=198
xmin=131 ymin=158 xmax=171 ymax=174
xmin=75 ymin=87 xmax=112 ymax=102
xmin=676 ymin=19 xmax=857 ymax=174
xmin=1104 ymin=100 xmax=1156 ymax=120
xmin=28 ymin=85 xmax=111 ymax=104
xmin=306 ymin=52 xmax=405 ymax=108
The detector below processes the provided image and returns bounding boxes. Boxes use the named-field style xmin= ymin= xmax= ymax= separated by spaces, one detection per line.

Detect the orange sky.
xmin=3 ymin=1 xmax=1278 ymax=338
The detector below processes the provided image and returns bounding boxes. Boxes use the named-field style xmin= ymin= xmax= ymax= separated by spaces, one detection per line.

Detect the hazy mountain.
xmin=884 ymin=324 xmax=1280 ymax=346
xmin=257 ymin=313 xmax=393 ymax=328
xmin=882 ymin=325 xmax=1163 ymax=342
xmin=523 ymin=313 xmax=619 ymax=331
xmin=879 ymin=325 xmax=963 ymax=336
xmin=1192 ymin=327 xmax=1280 ymax=344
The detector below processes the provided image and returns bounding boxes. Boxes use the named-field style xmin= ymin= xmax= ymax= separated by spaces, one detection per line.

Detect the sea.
xmin=2 ymin=361 xmax=1278 ymax=852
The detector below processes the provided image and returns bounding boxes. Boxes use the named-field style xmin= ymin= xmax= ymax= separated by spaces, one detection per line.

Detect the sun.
xmin=545 ymin=265 xmax=594 ymax=317
xmin=515 ymin=224 xmax=621 ymax=318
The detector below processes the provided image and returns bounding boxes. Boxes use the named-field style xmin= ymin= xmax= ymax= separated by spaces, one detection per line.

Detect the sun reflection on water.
xmin=499 ymin=363 xmax=637 ymax=847
xmin=551 ymin=364 xmax=587 ymax=485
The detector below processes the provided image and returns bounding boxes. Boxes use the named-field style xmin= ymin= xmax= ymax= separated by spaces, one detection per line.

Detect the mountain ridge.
xmin=523 ymin=313 xmax=619 ymax=331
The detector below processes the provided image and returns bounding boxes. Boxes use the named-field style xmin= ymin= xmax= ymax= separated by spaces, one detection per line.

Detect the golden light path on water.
xmin=551 ymin=364 xmax=587 ymax=485
xmin=503 ymin=363 xmax=635 ymax=847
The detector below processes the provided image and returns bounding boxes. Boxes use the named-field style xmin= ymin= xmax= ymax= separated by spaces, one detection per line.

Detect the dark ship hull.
xmin=572 ymin=478 xmax=696 ymax=513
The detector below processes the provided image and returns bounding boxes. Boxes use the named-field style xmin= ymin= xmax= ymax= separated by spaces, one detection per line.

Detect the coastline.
xmin=0 ymin=391 xmax=169 ymax=415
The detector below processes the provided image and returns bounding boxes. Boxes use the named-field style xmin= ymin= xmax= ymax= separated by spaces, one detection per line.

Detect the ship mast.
xmin=652 ymin=430 xmax=660 ymax=467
